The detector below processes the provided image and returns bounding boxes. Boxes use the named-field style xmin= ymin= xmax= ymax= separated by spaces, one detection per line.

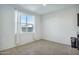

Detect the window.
xmin=20 ymin=14 xmax=34 ymax=32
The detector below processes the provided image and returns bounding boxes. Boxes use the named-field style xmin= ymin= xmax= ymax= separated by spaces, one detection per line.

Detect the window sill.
xmin=20 ymin=32 xmax=36 ymax=34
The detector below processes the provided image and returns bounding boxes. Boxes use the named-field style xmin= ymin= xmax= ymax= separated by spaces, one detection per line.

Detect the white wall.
xmin=42 ymin=6 xmax=79 ymax=45
xmin=0 ymin=5 xmax=41 ymax=50
xmin=0 ymin=8 xmax=2 ymax=49
xmin=34 ymin=15 xmax=42 ymax=40
xmin=0 ymin=5 xmax=16 ymax=50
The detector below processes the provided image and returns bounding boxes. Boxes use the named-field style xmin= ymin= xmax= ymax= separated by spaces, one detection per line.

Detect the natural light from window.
xmin=20 ymin=14 xmax=35 ymax=33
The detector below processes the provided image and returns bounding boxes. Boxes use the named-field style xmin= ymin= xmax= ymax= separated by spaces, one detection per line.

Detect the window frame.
xmin=20 ymin=13 xmax=35 ymax=33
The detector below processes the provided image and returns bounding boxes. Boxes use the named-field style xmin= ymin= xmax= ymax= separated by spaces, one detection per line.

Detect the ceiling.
xmin=11 ymin=4 xmax=77 ymax=15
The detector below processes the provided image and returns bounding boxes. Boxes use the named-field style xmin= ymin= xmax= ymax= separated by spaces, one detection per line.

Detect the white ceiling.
xmin=12 ymin=4 xmax=77 ymax=15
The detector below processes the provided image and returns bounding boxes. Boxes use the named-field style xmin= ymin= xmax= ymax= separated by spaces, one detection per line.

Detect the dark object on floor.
xmin=71 ymin=37 xmax=77 ymax=48
xmin=77 ymin=37 xmax=79 ymax=50
xmin=77 ymin=34 xmax=79 ymax=50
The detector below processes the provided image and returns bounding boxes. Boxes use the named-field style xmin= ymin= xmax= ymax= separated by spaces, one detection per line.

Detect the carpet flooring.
xmin=0 ymin=39 xmax=79 ymax=55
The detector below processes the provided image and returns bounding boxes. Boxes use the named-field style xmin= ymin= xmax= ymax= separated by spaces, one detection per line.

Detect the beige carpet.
xmin=0 ymin=39 xmax=79 ymax=55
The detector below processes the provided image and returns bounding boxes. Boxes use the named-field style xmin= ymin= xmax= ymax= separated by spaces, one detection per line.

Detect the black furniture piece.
xmin=77 ymin=38 xmax=79 ymax=50
xmin=77 ymin=13 xmax=79 ymax=26
xmin=71 ymin=37 xmax=77 ymax=48
xmin=71 ymin=34 xmax=79 ymax=50
xmin=77 ymin=34 xmax=79 ymax=50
